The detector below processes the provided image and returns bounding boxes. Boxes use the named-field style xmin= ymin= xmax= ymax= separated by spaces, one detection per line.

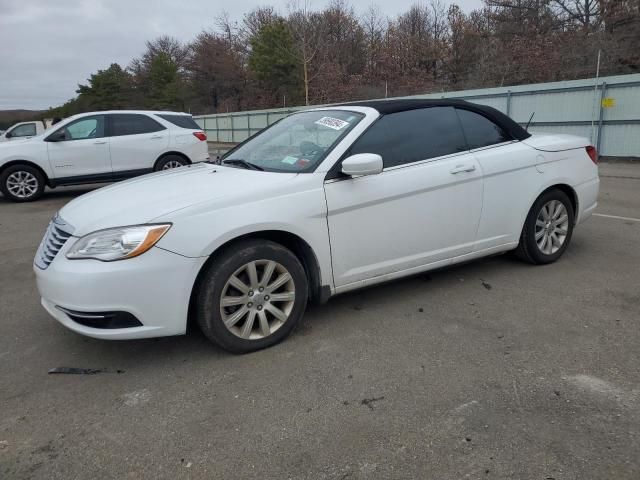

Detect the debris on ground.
xmin=480 ymin=279 xmax=492 ymax=290
xmin=48 ymin=367 xmax=105 ymax=375
xmin=361 ymin=396 xmax=385 ymax=410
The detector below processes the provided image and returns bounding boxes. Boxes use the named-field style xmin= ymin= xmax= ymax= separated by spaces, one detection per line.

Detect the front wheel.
xmin=515 ymin=189 xmax=575 ymax=264
xmin=0 ymin=164 xmax=45 ymax=202
xmin=196 ymin=240 xmax=308 ymax=353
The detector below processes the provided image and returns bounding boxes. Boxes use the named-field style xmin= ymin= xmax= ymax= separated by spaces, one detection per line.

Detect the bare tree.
xmin=551 ymin=0 xmax=602 ymax=31
xmin=288 ymin=0 xmax=325 ymax=105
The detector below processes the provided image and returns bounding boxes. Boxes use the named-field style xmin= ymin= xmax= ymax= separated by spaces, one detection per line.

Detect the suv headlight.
xmin=66 ymin=224 xmax=171 ymax=261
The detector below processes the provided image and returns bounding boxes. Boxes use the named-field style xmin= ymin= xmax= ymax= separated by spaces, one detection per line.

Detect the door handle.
xmin=450 ymin=164 xmax=476 ymax=174
xmin=150 ymin=135 xmax=164 ymax=140
xmin=93 ymin=140 xmax=107 ymax=145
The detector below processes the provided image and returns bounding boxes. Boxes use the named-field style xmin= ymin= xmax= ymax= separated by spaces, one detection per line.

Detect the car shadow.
xmin=44 ymin=252 xmax=524 ymax=365
xmin=50 ymin=322 xmax=229 ymax=370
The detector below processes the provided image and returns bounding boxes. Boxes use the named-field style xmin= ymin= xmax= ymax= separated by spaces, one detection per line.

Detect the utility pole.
xmin=590 ymin=49 xmax=602 ymax=144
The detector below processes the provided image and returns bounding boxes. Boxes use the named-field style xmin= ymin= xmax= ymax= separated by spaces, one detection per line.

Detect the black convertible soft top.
xmin=339 ymin=98 xmax=531 ymax=141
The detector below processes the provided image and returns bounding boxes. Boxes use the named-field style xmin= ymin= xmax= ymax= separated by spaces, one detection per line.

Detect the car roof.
xmin=336 ymin=98 xmax=531 ymax=141
xmin=98 ymin=110 xmax=191 ymax=115
xmin=68 ymin=110 xmax=191 ymax=117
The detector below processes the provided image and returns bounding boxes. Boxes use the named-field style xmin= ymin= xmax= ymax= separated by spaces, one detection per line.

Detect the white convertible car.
xmin=34 ymin=99 xmax=600 ymax=353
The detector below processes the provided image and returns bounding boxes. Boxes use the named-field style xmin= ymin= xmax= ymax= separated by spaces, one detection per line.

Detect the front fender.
xmin=0 ymin=141 xmax=53 ymax=178
xmin=156 ymin=188 xmax=333 ymax=287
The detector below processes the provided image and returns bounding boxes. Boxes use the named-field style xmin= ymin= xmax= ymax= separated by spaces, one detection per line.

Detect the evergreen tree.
xmin=248 ymin=20 xmax=301 ymax=104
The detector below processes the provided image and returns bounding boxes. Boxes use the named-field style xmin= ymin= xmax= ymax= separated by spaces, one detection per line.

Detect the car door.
xmin=46 ymin=115 xmax=111 ymax=178
xmin=107 ymin=113 xmax=169 ymax=174
xmin=455 ymin=108 xmax=538 ymax=250
xmin=324 ymin=107 xmax=483 ymax=289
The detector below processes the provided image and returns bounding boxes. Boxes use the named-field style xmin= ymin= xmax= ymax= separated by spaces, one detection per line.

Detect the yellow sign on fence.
xmin=602 ymin=97 xmax=616 ymax=108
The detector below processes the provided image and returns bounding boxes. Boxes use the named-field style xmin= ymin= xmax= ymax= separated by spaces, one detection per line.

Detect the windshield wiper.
xmin=222 ymin=159 xmax=264 ymax=171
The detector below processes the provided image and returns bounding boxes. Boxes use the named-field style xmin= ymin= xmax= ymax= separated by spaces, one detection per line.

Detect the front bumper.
xmin=34 ymin=241 xmax=207 ymax=340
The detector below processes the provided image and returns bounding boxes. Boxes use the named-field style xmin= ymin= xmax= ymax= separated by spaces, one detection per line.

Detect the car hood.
xmin=59 ymin=163 xmax=298 ymax=236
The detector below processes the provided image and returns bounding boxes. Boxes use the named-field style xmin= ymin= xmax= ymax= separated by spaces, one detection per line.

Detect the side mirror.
xmin=341 ymin=153 xmax=383 ymax=177
xmin=46 ymin=129 xmax=67 ymax=142
xmin=4 ymin=131 xmax=12 ymax=139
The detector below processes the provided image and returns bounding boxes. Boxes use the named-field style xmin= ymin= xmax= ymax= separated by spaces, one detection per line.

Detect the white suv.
xmin=0 ymin=110 xmax=209 ymax=202
xmin=34 ymin=100 xmax=599 ymax=353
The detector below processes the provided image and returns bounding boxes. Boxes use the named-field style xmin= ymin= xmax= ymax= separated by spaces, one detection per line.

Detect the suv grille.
xmin=35 ymin=216 xmax=74 ymax=269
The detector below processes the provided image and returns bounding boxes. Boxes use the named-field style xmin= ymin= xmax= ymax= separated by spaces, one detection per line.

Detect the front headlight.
xmin=66 ymin=224 xmax=171 ymax=261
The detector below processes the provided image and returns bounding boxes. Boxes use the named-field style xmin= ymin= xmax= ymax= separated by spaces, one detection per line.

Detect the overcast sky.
xmin=0 ymin=0 xmax=483 ymax=110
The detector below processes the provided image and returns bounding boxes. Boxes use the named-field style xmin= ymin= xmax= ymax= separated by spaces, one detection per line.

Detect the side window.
xmin=110 ymin=114 xmax=165 ymax=136
xmin=456 ymin=109 xmax=511 ymax=149
xmin=347 ymin=107 xmax=467 ymax=168
xmin=10 ymin=123 xmax=37 ymax=137
xmin=59 ymin=116 xmax=105 ymax=140
xmin=157 ymin=114 xmax=200 ymax=129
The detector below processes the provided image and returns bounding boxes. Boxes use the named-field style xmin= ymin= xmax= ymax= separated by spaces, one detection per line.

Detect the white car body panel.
xmin=46 ymin=135 xmax=111 ymax=177
xmin=325 ymin=151 xmax=483 ymax=288
xmin=37 ymin=241 xmax=207 ymax=338
xmin=108 ymin=130 xmax=170 ymax=172
xmin=33 ymin=104 xmax=600 ymax=341
xmin=0 ymin=139 xmax=55 ymax=177
xmin=523 ymin=133 xmax=590 ymax=152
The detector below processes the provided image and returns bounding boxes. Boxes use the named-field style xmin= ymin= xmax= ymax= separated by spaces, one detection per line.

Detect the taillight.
xmin=586 ymin=145 xmax=598 ymax=164
xmin=193 ymin=132 xmax=207 ymax=141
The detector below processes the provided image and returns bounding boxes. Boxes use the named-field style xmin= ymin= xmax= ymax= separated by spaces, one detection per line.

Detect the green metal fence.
xmin=195 ymin=73 xmax=640 ymax=158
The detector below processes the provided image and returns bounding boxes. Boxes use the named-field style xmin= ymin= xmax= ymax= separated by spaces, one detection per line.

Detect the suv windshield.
xmin=222 ymin=110 xmax=363 ymax=172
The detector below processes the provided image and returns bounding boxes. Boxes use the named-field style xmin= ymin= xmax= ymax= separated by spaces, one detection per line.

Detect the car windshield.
xmin=222 ymin=110 xmax=363 ymax=172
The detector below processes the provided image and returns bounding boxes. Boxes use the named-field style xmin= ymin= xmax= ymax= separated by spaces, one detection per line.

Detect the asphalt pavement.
xmin=1 ymin=162 xmax=639 ymax=479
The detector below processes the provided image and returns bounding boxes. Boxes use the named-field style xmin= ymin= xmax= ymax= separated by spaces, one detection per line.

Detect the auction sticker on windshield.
xmin=315 ymin=117 xmax=350 ymax=130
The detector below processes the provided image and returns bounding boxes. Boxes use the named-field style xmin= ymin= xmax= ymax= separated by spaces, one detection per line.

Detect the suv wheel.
xmin=196 ymin=240 xmax=308 ymax=353
xmin=156 ymin=155 xmax=189 ymax=171
xmin=515 ymin=189 xmax=575 ymax=264
xmin=0 ymin=164 xmax=45 ymax=202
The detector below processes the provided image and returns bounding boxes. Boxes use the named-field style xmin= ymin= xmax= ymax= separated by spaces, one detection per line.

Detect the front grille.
xmin=35 ymin=215 xmax=74 ymax=270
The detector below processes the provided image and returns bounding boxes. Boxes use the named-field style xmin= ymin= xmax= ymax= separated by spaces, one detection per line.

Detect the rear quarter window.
xmin=157 ymin=114 xmax=201 ymax=130
xmin=456 ymin=108 xmax=512 ymax=149
xmin=110 ymin=114 xmax=165 ymax=136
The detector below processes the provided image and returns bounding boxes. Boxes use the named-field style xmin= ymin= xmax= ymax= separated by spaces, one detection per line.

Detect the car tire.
xmin=155 ymin=155 xmax=189 ymax=171
xmin=0 ymin=164 xmax=45 ymax=202
xmin=196 ymin=239 xmax=308 ymax=353
xmin=515 ymin=189 xmax=575 ymax=265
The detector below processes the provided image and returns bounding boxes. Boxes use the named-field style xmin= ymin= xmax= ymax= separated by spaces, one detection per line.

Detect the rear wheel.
xmin=0 ymin=164 xmax=45 ymax=202
xmin=196 ymin=240 xmax=308 ymax=353
xmin=515 ymin=189 xmax=574 ymax=264
xmin=155 ymin=154 xmax=189 ymax=171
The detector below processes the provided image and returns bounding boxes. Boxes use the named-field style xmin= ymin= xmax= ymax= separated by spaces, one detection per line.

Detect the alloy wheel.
xmin=535 ymin=200 xmax=569 ymax=255
xmin=219 ymin=260 xmax=296 ymax=340
xmin=162 ymin=160 xmax=184 ymax=170
xmin=6 ymin=171 xmax=39 ymax=199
